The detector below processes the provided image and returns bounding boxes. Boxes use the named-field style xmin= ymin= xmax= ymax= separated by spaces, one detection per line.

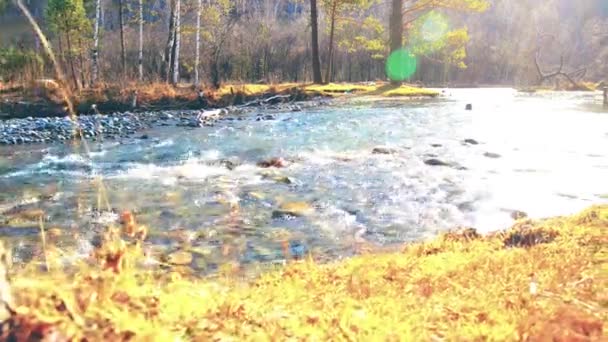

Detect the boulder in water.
xmin=272 ymin=201 xmax=313 ymax=218
xmin=257 ymin=157 xmax=288 ymax=168
xmin=424 ymin=158 xmax=451 ymax=167
xmin=483 ymin=152 xmax=501 ymax=159
xmin=465 ymin=104 xmax=473 ymax=110
xmin=219 ymin=159 xmax=239 ymax=171
xmin=463 ymin=139 xmax=479 ymax=145
xmin=510 ymin=210 xmax=528 ymax=220
xmin=372 ymin=147 xmax=398 ymax=155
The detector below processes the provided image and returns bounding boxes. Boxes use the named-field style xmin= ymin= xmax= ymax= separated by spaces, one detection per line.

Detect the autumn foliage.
xmin=0 ymin=205 xmax=605 ymax=340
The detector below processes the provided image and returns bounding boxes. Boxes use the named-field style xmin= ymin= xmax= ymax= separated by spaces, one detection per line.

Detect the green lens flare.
xmin=385 ymin=49 xmax=417 ymax=82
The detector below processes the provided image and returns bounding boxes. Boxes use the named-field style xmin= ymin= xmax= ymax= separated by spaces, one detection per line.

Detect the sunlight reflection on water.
xmin=0 ymin=89 xmax=606 ymax=266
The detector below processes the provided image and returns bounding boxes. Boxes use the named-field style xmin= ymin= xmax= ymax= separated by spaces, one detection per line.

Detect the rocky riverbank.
xmin=0 ymin=99 xmax=324 ymax=145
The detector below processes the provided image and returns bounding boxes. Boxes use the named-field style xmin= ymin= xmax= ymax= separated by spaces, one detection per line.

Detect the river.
xmin=0 ymin=88 xmax=606 ymax=271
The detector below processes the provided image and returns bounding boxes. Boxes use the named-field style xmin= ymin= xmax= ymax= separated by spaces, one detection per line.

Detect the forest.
xmin=1 ymin=0 xmax=607 ymax=89
xmin=0 ymin=1 xmax=606 ymax=340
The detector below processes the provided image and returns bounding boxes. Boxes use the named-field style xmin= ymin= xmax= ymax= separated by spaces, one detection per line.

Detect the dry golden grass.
xmin=303 ymin=82 xmax=439 ymax=98
xmin=0 ymin=205 xmax=605 ymax=340
xmin=2 ymin=81 xmax=438 ymax=112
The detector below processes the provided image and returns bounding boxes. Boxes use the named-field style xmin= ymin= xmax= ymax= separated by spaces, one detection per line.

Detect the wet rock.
xmin=430 ymin=144 xmax=442 ymax=148
xmin=139 ymin=134 xmax=149 ymax=140
xmin=248 ymin=192 xmax=265 ymax=200
xmin=219 ymin=159 xmax=239 ymax=171
xmin=510 ymin=210 xmax=528 ymax=220
xmin=257 ymin=157 xmax=288 ymax=168
xmin=463 ymin=139 xmax=479 ymax=145
xmin=288 ymin=240 xmax=307 ymax=260
xmin=159 ymin=210 xmax=178 ymax=219
xmin=483 ymin=152 xmax=502 ymax=159
xmin=457 ymin=202 xmax=474 ymax=212
xmin=372 ymin=147 xmax=398 ymax=155
xmin=47 ymin=228 xmax=62 ymax=240
xmin=272 ymin=201 xmax=313 ymax=218
xmin=269 ymin=175 xmax=293 ymax=184
xmin=424 ymin=158 xmax=451 ymax=167
xmin=164 ymin=250 xmax=193 ymax=265
xmin=465 ymin=104 xmax=473 ymax=110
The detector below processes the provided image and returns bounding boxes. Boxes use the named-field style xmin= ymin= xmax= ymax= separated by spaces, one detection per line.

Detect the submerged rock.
xmin=372 ymin=147 xmax=398 ymax=155
xmin=510 ymin=210 xmax=528 ymax=220
xmin=257 ymin=157 xmax=288 ymax=168
xmin=483 ymin=152 xmax=502 ymax=159
xmin=272 ymin=202 xmax=313 ymax=218
xmin=424 ymin=159 xmax=451 ymax=167
xmin=463 ymin=139 xmax=479 ymax=145
xmin=164 ymin=250 xmax=193 ymax=266
xmin=219 ymin=159 xmax=240 ymax=171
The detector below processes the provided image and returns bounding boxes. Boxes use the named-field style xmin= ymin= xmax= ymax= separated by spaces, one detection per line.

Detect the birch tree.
xmin=194 ymin=0 xmax=202 ymax=87
xmin=163 ymin=0 xmax=177 ymax=82
xmin=138 ymin=0 xmax=143 ymax=81
xmin=171 ymin=0 xmax=181 ymax=85
xmin=91 ymin=0 xmax=101 ymax=85
xmin=118 ymin=0 xmax=126 ymax=75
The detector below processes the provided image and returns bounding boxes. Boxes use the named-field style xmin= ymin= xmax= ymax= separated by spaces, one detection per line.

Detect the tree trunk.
xmin=309 ymin=0 xmax=322 ymax=84
xmin=389 ymin=0 xmax=403 ymax=83
xmin=324 ymin=0 xmax=337 ymax=83
xmin=77 ymin=38 xmax=87 ymax=88
xmin=347 ymin=53 xmax=352 ymax=82
xmin=57 ymin=34 xmax=65 ymax=70
xmin=171 ymin=0 xmax=181 ymax=85
xmin=118 ymin=0 xmax=127 ymax=76
xmin=65 ymin=30 xmax=81 ymax=90
xmin=194 ymin=0 xmax=202 ymax=87
xmin=91 ymin=0 xmax=101 ymax=85
xmin=138 ymin=0 xmax=144 ymax=82
xmin=163 ymin=0 xmax=177 ymax=83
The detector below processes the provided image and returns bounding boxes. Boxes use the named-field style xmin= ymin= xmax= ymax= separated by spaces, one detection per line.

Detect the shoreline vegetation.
xmin=0 ymin=82 xmax=440 ymax=119
xmin=1 ymin=80 xmax=602 ymax=120
xmin=0 ymin=205 xmax=605 ymax=340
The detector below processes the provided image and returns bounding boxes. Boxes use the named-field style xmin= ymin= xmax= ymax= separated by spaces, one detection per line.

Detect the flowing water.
xmin=0 ymin=89 xmax=607 ymax=270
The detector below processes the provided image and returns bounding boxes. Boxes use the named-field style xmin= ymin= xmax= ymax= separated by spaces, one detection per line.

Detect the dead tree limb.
xmin=534 ymin=49 xmax=586 ymax=89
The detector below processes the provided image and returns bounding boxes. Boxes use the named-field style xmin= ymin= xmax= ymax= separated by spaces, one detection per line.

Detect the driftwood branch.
xmin=534 ymin=49 xmax=585 ymax=89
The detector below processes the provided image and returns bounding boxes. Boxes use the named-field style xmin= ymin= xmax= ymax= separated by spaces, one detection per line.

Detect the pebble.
xmin=164 ymin=250 xmax=193 ymax=266
xmin=0 ymin=99 xmax=323 ymax=145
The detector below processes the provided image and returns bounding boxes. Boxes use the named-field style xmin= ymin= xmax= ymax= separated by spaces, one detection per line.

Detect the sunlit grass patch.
xmin=303 ymin=82 xmax=439 ymax=98
xmin=0 ymin=205 xmax=605 ymax=340
xmin=215 ymin=83 xmax=299 ymax=97
xmin=373 ymin=84 xmax=439 ymax=97
xmin=304 ymin=82 xmax=377 ymax=95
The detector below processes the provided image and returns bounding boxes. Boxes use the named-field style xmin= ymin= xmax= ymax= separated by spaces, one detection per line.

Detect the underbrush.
xmin=0 ymin=205 xmax=605 ymax=340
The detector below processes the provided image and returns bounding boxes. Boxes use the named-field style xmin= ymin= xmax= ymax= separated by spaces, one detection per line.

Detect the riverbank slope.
xmin=1 ymin=205 xmax=605 ymax=340
xmin=0 ymin=82 xmax=439 ymax=119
